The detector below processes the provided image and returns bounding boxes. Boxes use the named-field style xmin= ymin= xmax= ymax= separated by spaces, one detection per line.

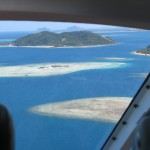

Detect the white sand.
xmin=132 ymin=51 xmax=150 ymax=56
xmin=0 ymin=62 xmax=126 ymax=77
xmin=29 ymin=97 xmax=132 ymax=122
xmin=0 ymin=43 xmax=117 ymax=49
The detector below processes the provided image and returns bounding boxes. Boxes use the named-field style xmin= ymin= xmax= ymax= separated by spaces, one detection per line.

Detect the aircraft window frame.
xmin=102 ymin=73 xmax=150 ymax=150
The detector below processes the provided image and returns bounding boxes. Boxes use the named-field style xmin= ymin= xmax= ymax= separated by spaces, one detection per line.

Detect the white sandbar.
xmin=0 ymin=62 xmax=126 ymax=77
xmin=130 ymin=73 xmax=148 ymax=78
xmin=29 ymin=97 xmax=131 ymax=122
xmin=97 ymin=57 xmax=132 ymax=61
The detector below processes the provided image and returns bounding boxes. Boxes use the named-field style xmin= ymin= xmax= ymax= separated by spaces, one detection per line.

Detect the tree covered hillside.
xmin=136 ymin=45 xmax=150 ymax=54
xmin=13 ymin=31 xmax=116 ymax=47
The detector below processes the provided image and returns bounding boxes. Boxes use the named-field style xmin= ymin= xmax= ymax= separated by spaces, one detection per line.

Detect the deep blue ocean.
xmin=0 ymin=31 xmax=150 ymax=150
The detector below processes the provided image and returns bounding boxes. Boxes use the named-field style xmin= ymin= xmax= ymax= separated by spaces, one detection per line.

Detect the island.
xmin=29 ymin=97 xmax=131 ymax=122
xmin=134 ymin=45 xmax=150 ymax=56
xmin=11 ymin=31 xmax=116 ymax=47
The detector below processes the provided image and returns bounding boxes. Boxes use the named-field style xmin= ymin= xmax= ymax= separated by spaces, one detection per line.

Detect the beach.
xmin=0 ymin=43 xmax=118 ymax=49
xmin=132 ymin=51 xmax=150 ymax=56
xmin=0 ymin=62 xmax=126 ymax=77
xmin=29 ymin=97 xmax=131 ymax=122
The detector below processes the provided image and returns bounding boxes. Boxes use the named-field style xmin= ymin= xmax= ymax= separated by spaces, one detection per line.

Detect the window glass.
xmin=0 ymin=21 xmax=149 ymax=150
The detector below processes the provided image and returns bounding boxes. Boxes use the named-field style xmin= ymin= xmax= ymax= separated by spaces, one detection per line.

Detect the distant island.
xmin=135 ymin=45 xmax=150 ymax=56
xmin=10 ymin=31 xmax=116 ymax=47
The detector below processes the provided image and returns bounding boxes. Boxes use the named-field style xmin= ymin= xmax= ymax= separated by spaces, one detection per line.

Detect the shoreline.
xmin=132 ymin=51 xmax=150 ymax=56
xmin=29 ymin=97 xmax=132 ymax=122
xmin=0 ymin=43 xmax=118 ymax=49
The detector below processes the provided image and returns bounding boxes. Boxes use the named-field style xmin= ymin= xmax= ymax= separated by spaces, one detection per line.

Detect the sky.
xmin=0 ymin=21 xmax=119 ymax=32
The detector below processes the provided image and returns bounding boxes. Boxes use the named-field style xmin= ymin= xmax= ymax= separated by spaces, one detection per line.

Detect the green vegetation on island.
xmin=12 ymin=31 xmax=116 ymax=47
xmin=136 ymin=45 xmax=150 ymax=55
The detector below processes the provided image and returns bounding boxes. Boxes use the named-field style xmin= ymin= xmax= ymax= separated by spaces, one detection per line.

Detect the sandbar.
xmin=96 ymin=57 xmax=132 ymax=61
xmin=29 ymin=97 xmax=132 ymax=122
xmin=0 ymin=62 xmax=126 ymax=77
xmin=130 ymin=73 xmax=148 ymax=78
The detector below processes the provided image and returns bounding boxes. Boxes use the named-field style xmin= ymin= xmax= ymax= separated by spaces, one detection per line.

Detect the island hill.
xmin=11 ymin=31 xmax=116 ymax=47
xmin=136 ymin=45 xmax=150 ymax=56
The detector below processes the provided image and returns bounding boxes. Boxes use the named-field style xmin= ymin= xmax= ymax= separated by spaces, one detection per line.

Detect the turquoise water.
xmin=0 ymin=31 xmax=150 ymax=150
xmin=0 ymin=39 xmax=15 ymax=43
